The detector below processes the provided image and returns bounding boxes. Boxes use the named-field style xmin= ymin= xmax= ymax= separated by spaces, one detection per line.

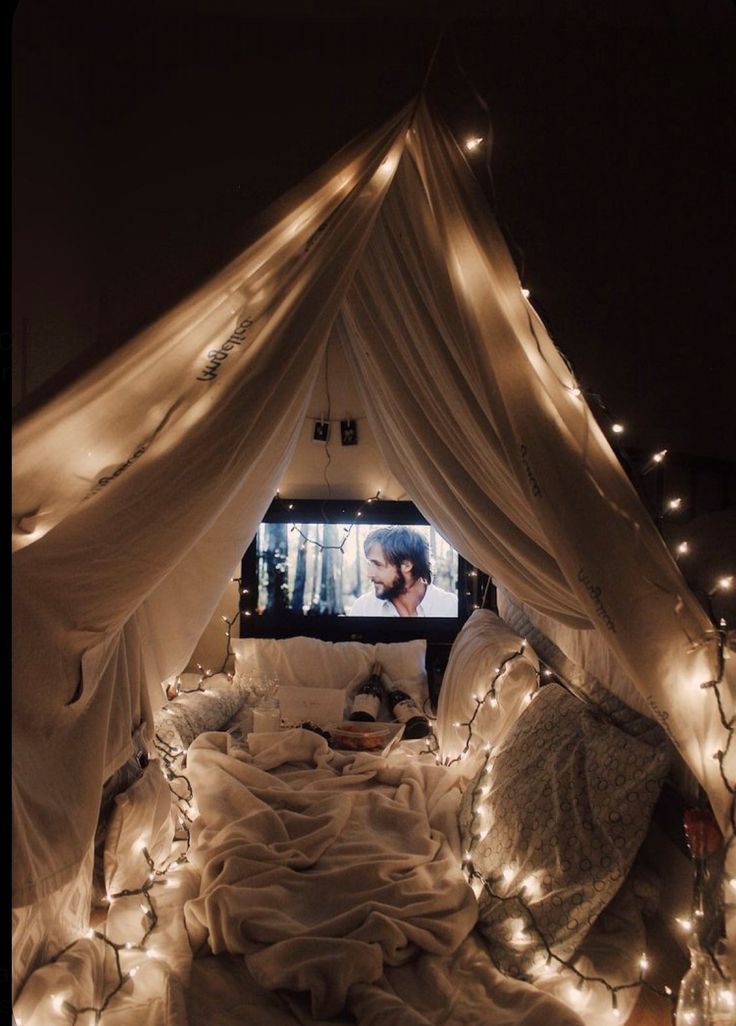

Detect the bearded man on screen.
xmin=348 ymin=526 xmax=457 ymax=618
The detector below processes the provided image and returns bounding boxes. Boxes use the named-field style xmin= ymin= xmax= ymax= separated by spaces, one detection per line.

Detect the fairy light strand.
xmin=275 ymin=490 xmax=383 ymax=554
xmin=450 ymin=660 xmax=679 ymax=1015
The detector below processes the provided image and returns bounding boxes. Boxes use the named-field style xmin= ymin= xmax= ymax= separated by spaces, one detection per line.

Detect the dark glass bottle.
xmin=383 ymin=683 xmax=430 ymax=739
xmin=349 ymin=662 xmax=383 ymax=721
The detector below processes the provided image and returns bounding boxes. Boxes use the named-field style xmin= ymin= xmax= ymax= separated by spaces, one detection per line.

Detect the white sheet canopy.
xmin=12 ymin=99 xmax=733 ymax=907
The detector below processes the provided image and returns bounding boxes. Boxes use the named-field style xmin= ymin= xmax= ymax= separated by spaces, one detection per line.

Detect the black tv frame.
xmin=239 ymin=498 xmax=478 ymax=647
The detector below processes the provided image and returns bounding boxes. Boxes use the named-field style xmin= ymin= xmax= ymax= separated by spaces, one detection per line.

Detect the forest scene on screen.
xmin=257 ymin=522 xmax=457 ymax=617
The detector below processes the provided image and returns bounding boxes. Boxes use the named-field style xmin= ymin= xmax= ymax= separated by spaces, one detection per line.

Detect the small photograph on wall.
xmin=313 ymin=420 xmax=330 ymax=443
xmin=340 ymin=419 xmax=358 ymax=446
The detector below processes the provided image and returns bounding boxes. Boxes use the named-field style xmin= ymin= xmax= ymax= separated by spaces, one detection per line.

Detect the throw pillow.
xmin=458 ymin=683 xmax=670 ymax=977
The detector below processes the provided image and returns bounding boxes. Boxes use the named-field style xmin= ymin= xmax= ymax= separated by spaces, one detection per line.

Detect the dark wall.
xmin=11 ymin=1 xmax=736 ymax=462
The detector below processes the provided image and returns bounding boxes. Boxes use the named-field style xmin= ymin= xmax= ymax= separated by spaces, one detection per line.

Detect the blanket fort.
xmin=183 ymin=729 xmax=478 ymax=1019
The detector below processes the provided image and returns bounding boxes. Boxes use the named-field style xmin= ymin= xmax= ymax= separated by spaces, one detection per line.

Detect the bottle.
xmin=674 ymin=803 xmax=729 ymax=1026
xmin=674 ymin=941 xmax=720 ymax=1026
xmin=349 ymin=663 xmax=383 ymax=721
xmin=383 ymin=679 xmax=430 ymax=739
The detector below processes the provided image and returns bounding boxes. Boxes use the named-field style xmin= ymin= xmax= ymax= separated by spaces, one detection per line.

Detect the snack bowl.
xmin=329 ymin=721 xmax=402 ymax=752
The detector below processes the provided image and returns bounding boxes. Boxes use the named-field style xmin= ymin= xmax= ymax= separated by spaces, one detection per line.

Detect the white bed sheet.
xmin=182 ymin=728 xmax=586 ymax=1026
xmin=186 ymin=931 xmax=588 ymax=1026
xmin=13 ymin=722 xmax=648 ymax=1025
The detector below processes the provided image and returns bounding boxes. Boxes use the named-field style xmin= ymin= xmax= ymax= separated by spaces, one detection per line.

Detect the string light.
xmin=465 ymin=136 xmax=483 ymax=151
xmin=641 ymin=448 xmax=669 ymax=475
xmin=274 ymin=490 xmax=383 ymax=558
xmin=611 ymin=423 xmax=625 ymax=434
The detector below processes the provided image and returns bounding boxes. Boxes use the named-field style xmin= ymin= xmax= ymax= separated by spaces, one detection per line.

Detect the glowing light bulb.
xmin=612 ymin=423 xmax=625 ymax=434
xmin=129 ymin=965 xmax=140 ymax=978
xmin=677 ymin=541 xmax=689 ymax=555
xmin=570 ymin=386 xmax=582 ymax=397
xmin=462 ymin=850 xmax=473 ymax=864
xmin=639 ymin=952 xmax=649 ymax=972
xmin=520 ymin=874 xmax=538 ymax=898
xmin=676 ymin=916 xmax=693 ymax=932
xmin=717 ymin=576 xmax=734 ymax=591
xmin=521 ymin=287 xmax=531 ymax=298
xmin=652 ymin=449 xmax=668 ymax=463
xmin=667 ymin=497 xmax=683 ymax=510
xmin=465 ymin=136 xmax=483 ymax=151
xmin=566 ymin=983 xmax=584 ymax=1007
xmin=512 ymin=926 xmax=530 ymax=947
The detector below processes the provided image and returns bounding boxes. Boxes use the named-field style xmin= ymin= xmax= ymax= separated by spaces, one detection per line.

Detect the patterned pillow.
xmin=458 ymin=683 xmax=669 ymax=978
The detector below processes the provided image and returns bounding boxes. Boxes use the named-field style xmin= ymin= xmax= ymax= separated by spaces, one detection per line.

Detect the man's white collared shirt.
xmin=348 ymin=583 xmax=457 ymax=617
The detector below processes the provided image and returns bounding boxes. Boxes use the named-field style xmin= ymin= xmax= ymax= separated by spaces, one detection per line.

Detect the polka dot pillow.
xmin=458 ymin=683 xmax=670 ymax=977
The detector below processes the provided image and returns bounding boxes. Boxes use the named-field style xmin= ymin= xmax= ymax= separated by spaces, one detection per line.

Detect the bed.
xmin=13 ymin=606 xmax=696 ymax=1026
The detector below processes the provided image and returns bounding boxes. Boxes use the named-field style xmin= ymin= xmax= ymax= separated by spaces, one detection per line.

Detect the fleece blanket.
xmin=183 ymin=728 xmax=479 ymax=1019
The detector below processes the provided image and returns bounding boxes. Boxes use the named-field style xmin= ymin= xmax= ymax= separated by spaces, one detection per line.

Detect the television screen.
xmin=239 ymin=498 xmax=486 ymax=646
xmin=255 ymin=519 xmax=459 ymax=619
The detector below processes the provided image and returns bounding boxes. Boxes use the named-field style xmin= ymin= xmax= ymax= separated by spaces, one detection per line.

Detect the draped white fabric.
xmin=11 ymin=96 xmax=731 ymax=908
xmin=12 ymin=107 xmax=412 ymax=905
xmin=340 ymin=102 xmax=731 ymax=831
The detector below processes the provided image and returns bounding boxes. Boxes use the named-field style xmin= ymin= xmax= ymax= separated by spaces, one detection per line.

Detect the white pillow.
xmin=435 ymin=609 xmax=540 ymax=763
xmin=104 ymin=760 xmax=177 ymax=894
xmin=495 ymin=585 xmax=652 ymax=719
xmin=375 ymin=639 xmax=428 ymax=715
xmin=230 ymin=637 xmax=429 ymax=722
xmin=231 ymin=637 xmax=374 ymax=691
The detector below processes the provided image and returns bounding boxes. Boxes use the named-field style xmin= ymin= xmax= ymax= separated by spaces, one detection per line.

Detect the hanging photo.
xmin=340 ymin=419 xmax=358 ymax=446
xmin=313 ymin=420 xmax=330 ymax=443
